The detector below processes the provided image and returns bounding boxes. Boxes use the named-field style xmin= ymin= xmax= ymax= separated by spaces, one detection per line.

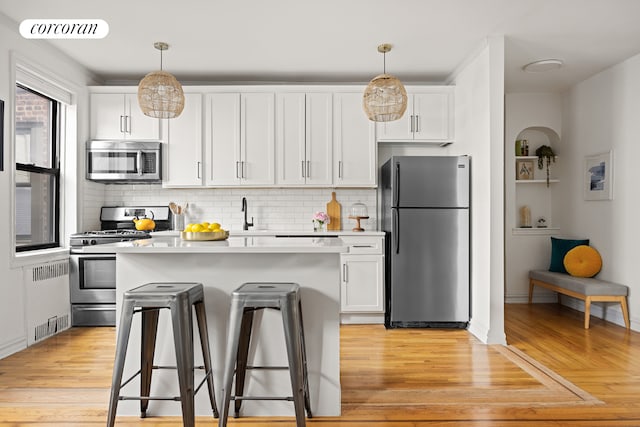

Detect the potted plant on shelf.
xmin=535 ymin=145 xmax=556 ymax=187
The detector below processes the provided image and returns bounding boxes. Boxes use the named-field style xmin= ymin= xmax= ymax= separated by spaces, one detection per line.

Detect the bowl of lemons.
xmin=181 ymin=222 xmax=229 ymax=241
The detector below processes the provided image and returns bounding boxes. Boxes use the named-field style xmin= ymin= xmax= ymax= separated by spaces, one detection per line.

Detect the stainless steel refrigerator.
xmin=381 ymin=156 xmax=470 ymax=328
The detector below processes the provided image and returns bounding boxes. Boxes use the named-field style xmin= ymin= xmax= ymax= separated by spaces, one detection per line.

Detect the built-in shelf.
xmin=515 ymin=179 xmax=559 ymax=184
xmin=512 ymin=227 xmax=560 ymax=236
xmin=515 ymin=155 xmax=558 ymax=160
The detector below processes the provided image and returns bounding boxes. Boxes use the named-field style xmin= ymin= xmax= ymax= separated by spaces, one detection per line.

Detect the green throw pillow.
xmin=549 ymin=237 xmax=589 ymax=274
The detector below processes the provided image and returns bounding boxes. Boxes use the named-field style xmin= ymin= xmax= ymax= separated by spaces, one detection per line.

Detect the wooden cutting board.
xmin=326 ymin=192 xmax=341 ymax=231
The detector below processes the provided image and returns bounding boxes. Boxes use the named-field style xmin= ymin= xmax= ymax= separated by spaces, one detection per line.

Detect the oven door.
xmin=70 ymin=253 xmax=116 ymax=303
xmin=70 ymin=253 xmax=116 ymax=326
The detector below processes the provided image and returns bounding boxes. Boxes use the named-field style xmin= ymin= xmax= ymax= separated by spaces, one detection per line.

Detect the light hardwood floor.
xmin=0 ymin=303 xmax=638 ymax=426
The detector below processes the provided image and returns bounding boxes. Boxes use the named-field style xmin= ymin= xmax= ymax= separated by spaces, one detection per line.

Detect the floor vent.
xmin=32 ymin=260 xmax=69 ymax=282
xmin=34 ymin=314 xmax=69 ymax=342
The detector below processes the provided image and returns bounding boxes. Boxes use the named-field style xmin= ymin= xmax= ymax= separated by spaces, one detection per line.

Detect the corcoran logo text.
xmin=19 ymin=19 xmax=109 ymax=39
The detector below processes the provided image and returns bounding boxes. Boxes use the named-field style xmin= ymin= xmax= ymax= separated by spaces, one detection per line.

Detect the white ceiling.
xmin=2 ymin=0 xmax=640 ymax=92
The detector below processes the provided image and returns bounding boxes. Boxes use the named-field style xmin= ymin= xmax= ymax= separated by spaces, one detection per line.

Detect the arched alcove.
xmin=513 ymin=125 xmax=560 ymax=231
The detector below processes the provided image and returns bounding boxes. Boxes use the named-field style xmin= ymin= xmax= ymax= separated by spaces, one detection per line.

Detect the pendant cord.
xmin=160 ymin=49 xmax=163 ymax=71
xmin=383 ymin=51 xmax=386 ymax=74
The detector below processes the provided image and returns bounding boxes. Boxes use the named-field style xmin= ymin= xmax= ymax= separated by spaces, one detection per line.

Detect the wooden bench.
xmin=529 ymin=270 xmax=630 ymax=329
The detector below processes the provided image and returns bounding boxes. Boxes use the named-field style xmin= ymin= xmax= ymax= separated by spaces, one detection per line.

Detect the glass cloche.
xmin=348 ymin=202 xmax=369 ymax=232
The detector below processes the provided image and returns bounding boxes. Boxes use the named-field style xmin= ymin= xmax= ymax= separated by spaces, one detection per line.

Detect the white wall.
xmin=559 ymin=53 xmax=640 ymax=330
xmin=451 ymin=37 xmax=506 ymax=344
xmin=0 ymin=13 xmax=95 ymax=357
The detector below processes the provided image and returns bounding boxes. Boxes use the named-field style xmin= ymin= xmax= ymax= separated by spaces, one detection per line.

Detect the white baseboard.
xmin=0 ymin=336 xmax=27 ymax=360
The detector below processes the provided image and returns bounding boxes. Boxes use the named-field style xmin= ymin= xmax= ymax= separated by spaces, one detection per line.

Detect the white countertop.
xmin=151 ymin=229 xmax=385 ymax=237
xmin=80 ymin=235 xmax=349 ymax=254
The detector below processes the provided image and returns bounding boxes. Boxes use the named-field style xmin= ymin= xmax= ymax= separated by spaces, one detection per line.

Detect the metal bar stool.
xmin=107 ymin=282 xmax=218 ymax=427
xmin=219 ymin=282 xmax=311 ymax=427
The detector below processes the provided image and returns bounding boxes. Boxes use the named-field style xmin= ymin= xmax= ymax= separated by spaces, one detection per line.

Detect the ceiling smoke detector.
xmin=522 ymin=59 xmax=564 ymax=73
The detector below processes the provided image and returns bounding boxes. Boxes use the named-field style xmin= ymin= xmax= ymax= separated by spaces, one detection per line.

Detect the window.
xmin=15 ymin=84 xmax=60 ymax=251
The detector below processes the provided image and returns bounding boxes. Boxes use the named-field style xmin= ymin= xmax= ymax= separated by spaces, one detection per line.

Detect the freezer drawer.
xmin=71 ymin=304 xmax=115 ymax=326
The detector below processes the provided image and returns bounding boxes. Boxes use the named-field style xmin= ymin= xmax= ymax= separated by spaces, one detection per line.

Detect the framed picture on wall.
xmin=516 ymin=159 xmax=534 ymax=180
xmin=0 ymin=99 xmax=4 ymax=172
xmin=584 ymin=150 xmax=613 ymax=200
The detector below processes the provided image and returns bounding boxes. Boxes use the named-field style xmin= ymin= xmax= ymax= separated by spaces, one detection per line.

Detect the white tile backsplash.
xmin=97 ymin=186 xmax=377 ymax=232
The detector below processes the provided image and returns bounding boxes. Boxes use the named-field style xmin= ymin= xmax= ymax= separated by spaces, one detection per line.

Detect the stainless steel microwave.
xmin=86 ymin=140 xmax=162 ymax=183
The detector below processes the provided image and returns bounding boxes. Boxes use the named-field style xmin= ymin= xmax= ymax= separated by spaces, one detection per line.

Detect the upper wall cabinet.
xmin=376 ymin=87 xmax=454 ymax=143
xmin=205 ymin=92 xmax=275 ymax=186
xmin=333 ymin=93 xmax=376 ymax=187
xmin=90 ymin=92 xmax=161 ymax=140
xmin=276 ymin=92 xmax=332 ymax=186
xmin=163 ymin=92 xmax=203 ymax=187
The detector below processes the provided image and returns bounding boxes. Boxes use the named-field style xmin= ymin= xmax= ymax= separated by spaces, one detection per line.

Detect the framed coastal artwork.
xmin=584 ymin=150 xmax=613 ymax=201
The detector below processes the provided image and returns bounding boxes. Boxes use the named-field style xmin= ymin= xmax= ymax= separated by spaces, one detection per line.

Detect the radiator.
xmin=25 ymin=260 xmax=71 ymax=345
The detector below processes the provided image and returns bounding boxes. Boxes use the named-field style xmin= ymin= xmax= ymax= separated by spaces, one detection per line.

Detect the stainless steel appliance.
xmin=69 ymin=206 xmax=171 ymax=326
xmin=381 ymin=156 xmax=470 ymax=328
xmin=86 ymin=140 xmax=162 ymax=183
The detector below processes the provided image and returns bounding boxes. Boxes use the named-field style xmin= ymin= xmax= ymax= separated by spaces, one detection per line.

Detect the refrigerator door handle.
xmin=393 ymin=209 xmax=400 ymax=254
xmin=394 ymin=163 xmax=400 ymax=206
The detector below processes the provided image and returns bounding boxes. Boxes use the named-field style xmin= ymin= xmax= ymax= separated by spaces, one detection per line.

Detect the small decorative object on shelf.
xmin=537 ymin=217 xmax=547 ymax=228
xmin=348 ymin=202 xmax=370 ymax=232
xmin=516 ymin=139 xmax=529 ymax=156
xmin=516 ymin=159 xmax=534 ymax=180
xmin=535 ymin=145 xmax=556 ymax=187
xmin=312 ymin=211 xmax=330 ymax=232
xmin=519 ymin=205 xmax=532 ymax=228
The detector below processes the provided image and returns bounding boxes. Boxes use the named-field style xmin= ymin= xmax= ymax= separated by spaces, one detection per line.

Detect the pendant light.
xmin=138 ymin=42 xmax=185 ymax=119
xmin=363 ymin=43 xmax=407 ymax=122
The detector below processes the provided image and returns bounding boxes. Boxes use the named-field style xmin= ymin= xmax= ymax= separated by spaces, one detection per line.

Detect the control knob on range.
xmin=90 ymin=239 xmax=97 ymax=245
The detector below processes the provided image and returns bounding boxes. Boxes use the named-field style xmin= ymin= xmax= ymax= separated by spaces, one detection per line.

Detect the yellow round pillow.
xmin=563 ymin=245 xmax=602 ymax=277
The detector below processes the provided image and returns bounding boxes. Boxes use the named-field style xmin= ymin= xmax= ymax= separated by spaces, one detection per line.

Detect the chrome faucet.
xmin=241 ymin=197 xmax=254 ymax=231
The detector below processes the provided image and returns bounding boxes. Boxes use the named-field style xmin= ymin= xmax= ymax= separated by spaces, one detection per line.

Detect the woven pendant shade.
xmin=137 ymin=42 xmax=185 ymax=119
xmin=363 ymin=73 xmax=407 ymax=122
xmin=138 ymin=70 xmax=185 ymax=119
xmin=363 ymin=44 xmax=407 ymax=122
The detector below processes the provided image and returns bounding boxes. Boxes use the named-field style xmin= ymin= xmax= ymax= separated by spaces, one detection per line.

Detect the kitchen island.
xmin=83 ymin=235 xmax=347 ymax=418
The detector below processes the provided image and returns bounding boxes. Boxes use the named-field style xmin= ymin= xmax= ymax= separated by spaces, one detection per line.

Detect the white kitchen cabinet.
xmin=163 ymin=93 xmax=203 ymax=187
xmin=339 ymin=235 xmax=384 ymax=323
xmin=90 ymin=92 xmax=160 ymax=140
xmin=376 ymin=87 xmax=454 ymax=143
xmin=333 ymin=92 xmax=376 ymax=186
xmin=276 ymin=93 xmax=332 ymax=186
xmin=205 ymin=92 xmax=275 ymax=186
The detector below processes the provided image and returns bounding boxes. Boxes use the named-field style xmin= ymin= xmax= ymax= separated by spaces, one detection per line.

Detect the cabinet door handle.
xmin=236 ymin=161 xmax=241 ymax=179
xmin=125 ymin=115 xmax=131 ymax=134
xmin=119 ymin=115 xmax=125 ymax=133
xmin=353 ymin=245 xmax=373 ymax=248
xmin=197 ymin=161 xmax=201 ymax=179
xmin=338 ymin=160 xmax=343 ymax=179
xmin=242 ymin=161 xmax=246 ymax=179
xmin=415 ymin=115 xmax=419 ymax=133
xmin=343 ymin=264 xmax=348 ymax=283
xmin=136 ymin=151 xmax=143 ymax=176
xmin=306 ymin=160 xmax=311 ymax=178
xmin=301 ymin=160 xmax=306 ymax=178
xmin=410 ymin=115 xmax=414 ymax=133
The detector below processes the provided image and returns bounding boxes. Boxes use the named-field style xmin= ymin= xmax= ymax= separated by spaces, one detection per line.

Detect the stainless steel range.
xmin=69 ymin=206 xmax=171 ymax=326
